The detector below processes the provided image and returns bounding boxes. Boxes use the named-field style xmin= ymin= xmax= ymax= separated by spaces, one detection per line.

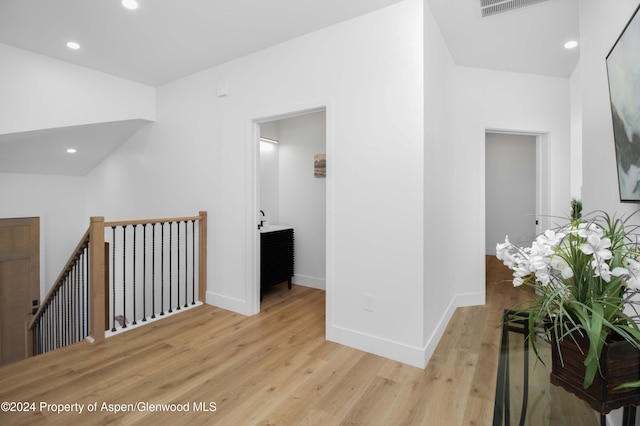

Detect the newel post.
xmin=198 ymin=211 xmax=207 ymax=302
xmin=89 ymin=216 xmax=106 ymax=343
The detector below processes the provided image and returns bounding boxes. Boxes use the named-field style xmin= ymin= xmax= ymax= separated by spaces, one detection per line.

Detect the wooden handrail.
xmin=104 ymin=215 xmax=203 ymax=228
xmin=27 ymin=228 xmax=90 ymax=329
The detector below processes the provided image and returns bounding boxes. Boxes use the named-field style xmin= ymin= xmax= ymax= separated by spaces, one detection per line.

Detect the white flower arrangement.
xmin=496 ymin=209 xmax=640 ymax=388
xmin=497 ymin=223 xmax=640 ymax=290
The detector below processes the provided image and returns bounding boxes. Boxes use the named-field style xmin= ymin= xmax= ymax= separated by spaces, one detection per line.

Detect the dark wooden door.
xmin=0 ymin=217 xmax=40 ymax=365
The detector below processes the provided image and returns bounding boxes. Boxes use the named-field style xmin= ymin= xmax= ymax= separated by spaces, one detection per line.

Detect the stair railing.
xmin=27 ymin=211 xmax=207 ymax=356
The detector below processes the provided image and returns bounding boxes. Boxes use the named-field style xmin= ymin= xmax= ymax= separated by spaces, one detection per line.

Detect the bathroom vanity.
xmin=259 ymin=226 xmax=294 ymax=299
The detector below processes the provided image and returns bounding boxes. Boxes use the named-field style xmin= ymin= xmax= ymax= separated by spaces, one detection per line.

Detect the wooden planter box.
xmin=550 ymin=331 xmax=640 ymax=414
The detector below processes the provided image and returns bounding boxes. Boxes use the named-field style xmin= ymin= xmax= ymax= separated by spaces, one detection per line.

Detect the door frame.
xmin=248 ymin=100 xmax=333 ymax=316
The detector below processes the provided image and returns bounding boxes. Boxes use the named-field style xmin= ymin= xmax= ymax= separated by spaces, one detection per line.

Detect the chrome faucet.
xmin=258 ymin=210 xmax=266 ymax=229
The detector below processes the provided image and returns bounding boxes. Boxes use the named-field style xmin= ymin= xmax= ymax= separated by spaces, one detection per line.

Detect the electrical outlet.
xmin=363 ymin=294 xmax=374 ymax=312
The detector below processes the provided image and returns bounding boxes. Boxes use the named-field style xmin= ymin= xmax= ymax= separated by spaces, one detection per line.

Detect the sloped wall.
xmin=0 ymin=43 xmax=155 ymax=135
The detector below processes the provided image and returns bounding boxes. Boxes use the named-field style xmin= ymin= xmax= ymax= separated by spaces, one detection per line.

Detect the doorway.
xmin=254 ymin=107 xmax=328 ymax=310
xmin=0 ymin=217 xmax=40 ymax=365
xmin=485 ymin=132 xmax=538 ymax=254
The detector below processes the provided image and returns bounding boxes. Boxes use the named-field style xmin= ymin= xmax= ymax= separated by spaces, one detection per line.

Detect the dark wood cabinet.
xmin=260 ymin=228 xmax=294 ymax=299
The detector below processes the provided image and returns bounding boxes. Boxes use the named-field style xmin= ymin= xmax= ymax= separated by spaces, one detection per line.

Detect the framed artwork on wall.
xmin=606 ymin=3 xmax=640 ymax=202
xmin=314 ymin=154 xmax=326 ymax=178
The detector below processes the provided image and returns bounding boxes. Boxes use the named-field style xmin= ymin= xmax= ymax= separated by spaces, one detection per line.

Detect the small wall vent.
xmin=480 ymin=0 xmax=550 ymax=18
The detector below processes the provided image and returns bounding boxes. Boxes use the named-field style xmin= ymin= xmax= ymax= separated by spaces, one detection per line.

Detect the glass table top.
xmin=492 ymin=310 xmax=602 ymax=426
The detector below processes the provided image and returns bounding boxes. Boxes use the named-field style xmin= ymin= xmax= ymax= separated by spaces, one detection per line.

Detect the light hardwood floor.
xmin=0 ymin=257 xmax=591 ymax=425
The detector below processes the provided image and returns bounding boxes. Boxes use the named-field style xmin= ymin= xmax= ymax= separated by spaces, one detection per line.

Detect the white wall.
xmin=450 ymin=67 xmax=571 ymax=304
xmin=575 ymin=3 xmax=640 ymax=423
xmin=422 ymin=0 xmax=456 ymax=364
xmin=259 ymin=127 xmax=280 ymax=226
xmin=85 ymin=0 xmax=427 ymax=366
xmin=0 ymin=173 xmax=86 ymax=298
xmin=570 ymin=65 xmax=583 ymax=199
xmin=0 ymin=43 xmax=155 ymax=135
xmin=579 ymin=0 xmax=640 ymax=216
xmin=278 ymin=111 xmax=326 ymax=289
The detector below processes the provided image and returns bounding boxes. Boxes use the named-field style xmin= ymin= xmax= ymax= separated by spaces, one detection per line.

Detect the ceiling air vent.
xmin=480 ymin=0 xmax=550 ymax=18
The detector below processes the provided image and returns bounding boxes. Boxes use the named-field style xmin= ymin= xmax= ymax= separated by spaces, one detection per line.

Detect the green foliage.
xmin=497 ymin=208 xmax=640 ymax=389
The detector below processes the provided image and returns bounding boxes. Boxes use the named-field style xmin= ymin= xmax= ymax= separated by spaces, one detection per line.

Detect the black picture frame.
xmin=606 ymin=3 xmax=640 ymax=202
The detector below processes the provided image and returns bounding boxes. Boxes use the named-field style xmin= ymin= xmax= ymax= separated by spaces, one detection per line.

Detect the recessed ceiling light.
xmin=66 ymin=148 xmax=77 ymax=154
xmin=122 ymin=0 xmax=139 ymax=10
xmin=564 ymin=40 xmax=578 ymax=49
xmin=66 ymin=41 xmax=80 ymax=50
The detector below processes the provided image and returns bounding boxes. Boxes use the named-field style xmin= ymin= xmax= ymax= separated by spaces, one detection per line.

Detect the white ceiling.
xmin=0 ymin=0 xmax=408 ymax=87
xmin=0 ymin=120 xmax=151 ymax=176
xmin=427 ymin=0 xmax=580 ymax=78
xmin=0 ymin=0 xmax=580 ymax=176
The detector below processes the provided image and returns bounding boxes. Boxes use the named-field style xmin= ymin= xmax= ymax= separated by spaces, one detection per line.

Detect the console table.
xmin=492 ymin=309 xmax=638 ymax=426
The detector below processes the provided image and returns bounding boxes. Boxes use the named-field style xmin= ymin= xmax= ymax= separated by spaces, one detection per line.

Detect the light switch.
xmin=216 ymin=80 xmax=229 ymax=97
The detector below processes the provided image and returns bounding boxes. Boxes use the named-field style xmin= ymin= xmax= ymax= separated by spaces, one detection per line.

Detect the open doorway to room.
xmin=485 ymin=132 xmax=538 ymax=255
xmin=485 ymin=129 xmax=553 ymax=306
xmin=254 ymin=108 xmax=327 ymax=308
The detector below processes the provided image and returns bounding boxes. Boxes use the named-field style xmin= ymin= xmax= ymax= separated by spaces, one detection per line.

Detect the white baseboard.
xmin=292 ymin=274 xmax=325 ymax=290
xmin=421 ymin=295 xmax=459 ymax=366
xmin=454 ymin=291 xmax=485 ymax=308
xmin=327 ymin=292 xmax=482 ymax=369
xmin=206 ymin=291 xmax=256 ymax=316
xmin=326 ymin=323 xmax=427 ymax=368
xmin=207 ymin=285 xmax=484 ymax=372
